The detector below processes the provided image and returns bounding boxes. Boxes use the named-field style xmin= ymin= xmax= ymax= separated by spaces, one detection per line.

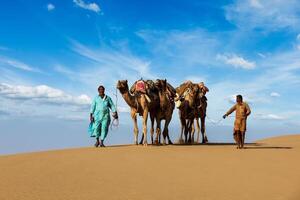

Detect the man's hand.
xmin=112 ymin=112 xmax=118 ymax=119
xmin=90 ymin=115 xmax=95 ymax=123
xmin=223 ymin=114 xmax=227 ymax=119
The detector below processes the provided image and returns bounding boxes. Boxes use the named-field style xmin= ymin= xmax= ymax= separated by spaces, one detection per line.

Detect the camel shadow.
xmin=173 ymin=142 xmax=293 ymax=149
xmin=173 ymin=142 xmax=257 ymax=146
xmin=243 ymin=146 xmax=293 ymax=149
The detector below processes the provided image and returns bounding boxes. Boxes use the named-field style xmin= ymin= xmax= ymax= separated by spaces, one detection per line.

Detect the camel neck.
xmin=122 ymin=90 xmax=137 ymax=109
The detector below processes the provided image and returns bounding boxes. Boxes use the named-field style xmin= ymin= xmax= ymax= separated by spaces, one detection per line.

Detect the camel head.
xmin=116 ymin=80 xmax=129 ymax=94
xmin=155 ymin=79 xmax=167 ymax=91
xmin=175 ymin=82 xmax=200 ymax=109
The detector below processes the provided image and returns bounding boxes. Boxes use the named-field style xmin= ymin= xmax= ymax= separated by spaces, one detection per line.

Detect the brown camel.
xmin=117 ymin=80 xmax=159 ymax=145
xmin=193 ymin=95 xmax=208 ymax=143
xmin=152 ymin=79 xmax=176 ymax=145
xmin=192 ymin=82 xmax=209 ymax=143
xmin=175 ymin=81 xmax=200 ymax=144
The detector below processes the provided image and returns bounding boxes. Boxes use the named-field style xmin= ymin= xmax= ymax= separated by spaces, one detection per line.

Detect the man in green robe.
xmin=90 ymin=85 xmax=118 ymax=147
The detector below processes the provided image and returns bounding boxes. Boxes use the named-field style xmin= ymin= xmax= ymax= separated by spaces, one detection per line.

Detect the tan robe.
xmin=226 ymin=102 xmax=251 ymax=132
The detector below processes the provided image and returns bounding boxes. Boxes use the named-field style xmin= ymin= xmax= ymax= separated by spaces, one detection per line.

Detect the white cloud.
xmin=73 ymin=0 xmax=100 ymax=13
xmin=225 ymin=0 xmax=300 ymax=31
xmin=70 ymin=40 xmax=155 ymax=81
xmin=257 ymin=53 xmax=266 ymax=58
xmin=216 ymin=54 xmax=256 ymax=69
xmin=270 ymin=92 xmax=280 ymax=97
xmin=249 ymin=0 xmax=263 ymax=8
xmin=47 ymin=3 xmax=55 ymax=11
xmin=0 ymin=56 xmax=40 ymax=72
xmin=226 ymin=94 xmax=258 ymax=105
xmin=0 ymin=83 xmax=91 ymax=106
xmin=258 ymin=114 xmax=285 ymax=120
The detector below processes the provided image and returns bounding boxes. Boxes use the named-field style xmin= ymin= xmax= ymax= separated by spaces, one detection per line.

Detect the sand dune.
xmin=0 ymin=134 xmax=300 ymax=200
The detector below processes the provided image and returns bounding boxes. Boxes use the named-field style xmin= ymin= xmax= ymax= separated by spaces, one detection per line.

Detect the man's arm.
xmin=245 ymin=103 xmax=251 ymax=117
xmin=223 ymin=105 xmax=236 ymax=119
xmin=108 ymin=97 xmax=118 ymax=119
xmin=90 ymin=98 xmax=96 ymax=122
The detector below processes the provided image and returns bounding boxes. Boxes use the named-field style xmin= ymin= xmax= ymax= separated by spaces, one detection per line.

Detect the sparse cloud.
xmin=225 ymin=0 xmax=300 ymax=31
xmin=257 ymin=53 xmax=266 ymax=58
xmin=249 ymin=0 xmax=263 ymax=8
xmin=0 ymin=56 xmax=40 ymax=72
xmin=70 ymin=40 xmax=155 ymax=81
xmin=0 ymin=83 xmax=91 ymax=106
xmin=216 ymin=54 xmax=256 ymax=69
xmin=258 ymin=114 xmax=285 ymax=120
xmin=73 ymin=0 xmax=100 ymax=13
xmin=47 ymin=3 xmax=55 ymax=11
xmin=270 ymin=92 xmax=280 ymax=97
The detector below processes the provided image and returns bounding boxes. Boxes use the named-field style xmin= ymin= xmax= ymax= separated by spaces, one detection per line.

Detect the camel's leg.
xmin=195 ymin=118 xmax=200 ymax=143
xmin=182 ymin=119 xmax=188 ymax=144
xmin=191 ymin=120 xmax=195 ymax=144
xmin=155 ymin=119 xmax=161 ymax=145
xmin=142 ymin=108 xmax=149 ymax=146
xmin=201 ymin=116 xmax=208 ymax=143
xmin=131 ymin=110 xmax=139 ymax=145
xmin=139 ymin=135 xmax=144 ymax=145
xmin=163 ymin=117 xmax=172 ymax=145
xmin=187 ymin=119 xmax=193 ymax=144
xmin=150 ymin=113 xmax=155 ymax=145
xmin=179 ymin=117 xmax=185 ymax=144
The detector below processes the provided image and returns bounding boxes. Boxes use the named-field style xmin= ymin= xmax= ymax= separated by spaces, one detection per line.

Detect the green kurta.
xmin=89 ymin=95 xmax=116 ymax=140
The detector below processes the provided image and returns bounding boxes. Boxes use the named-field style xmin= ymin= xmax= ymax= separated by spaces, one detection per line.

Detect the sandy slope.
xmin=0 ymin=135 xmax=300 ymax=200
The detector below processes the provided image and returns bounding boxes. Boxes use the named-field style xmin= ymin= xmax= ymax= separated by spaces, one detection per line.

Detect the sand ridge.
xmin=0 ymin=135 xmax=300 ymax=200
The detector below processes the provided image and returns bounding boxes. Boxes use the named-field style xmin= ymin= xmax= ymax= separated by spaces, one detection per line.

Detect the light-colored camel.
xmin=176 ymin=81 xmax=209 ymax=143
xmin=175 ymin=81 xmax=200 ymax=144
xmin=117 ymin=80 xmax=159 ymax=145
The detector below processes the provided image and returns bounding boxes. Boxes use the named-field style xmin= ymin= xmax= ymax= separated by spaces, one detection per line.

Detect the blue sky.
xmin=1 ymin=0 xmax=300 ymax=154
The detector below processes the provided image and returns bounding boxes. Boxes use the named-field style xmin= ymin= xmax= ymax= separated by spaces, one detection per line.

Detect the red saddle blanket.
xmin=135 ymin=80 xmax=146 ymax=93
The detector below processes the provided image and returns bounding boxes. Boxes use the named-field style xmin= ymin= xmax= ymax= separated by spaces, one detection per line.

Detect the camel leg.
xmin=150 ymin=113 xmax=155 ymax=145
xmin=191 ymin=120 xmax=195 ymax=144
xmin=179 ymin=117 xmax=185 ymax=144
xmin=195 ymin=118 xmax=200 ymax=143
xmin=187 ymin=119 xmax=193 ymax=144
xmin=139 ymin=135 xmax=144 ymax=145
xmin=142 ymin=109 xmax=149 ymax=146
xmin=163 ymin=118 xmax=172 ymax=145
xmin=155 ymin=119 xmax=161 ymax=145
xmin=131 ymin=110 xmax=139 ymax=145
xmin=183 ymin=119 xmax=189 ymax=144
xmin=201 ymin=116 xmax=208 ymax=143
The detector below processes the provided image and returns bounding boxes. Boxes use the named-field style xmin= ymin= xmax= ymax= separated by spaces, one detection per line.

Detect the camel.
xmin=152 ymin=79 xmax=176 ymax=145
xmin=116 ymin=80 xmax=159 ymax=145
xmin=175 ymin=81 xmax=200 ymax=144
xmin=193 ymin=95 xmax=208 ymax=143
xmin=175 ymin=81 xmax=209 ymax=144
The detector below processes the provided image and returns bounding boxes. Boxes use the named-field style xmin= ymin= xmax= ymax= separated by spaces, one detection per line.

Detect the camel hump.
xmin=136 ymin=80 xmax=146 ymax=93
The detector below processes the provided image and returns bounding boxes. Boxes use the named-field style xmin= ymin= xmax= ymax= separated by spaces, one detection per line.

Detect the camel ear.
xmin=125 ymin=80 xmax=128 ymax=83
xmin=164 ymin=79 xmax=167 ymax=83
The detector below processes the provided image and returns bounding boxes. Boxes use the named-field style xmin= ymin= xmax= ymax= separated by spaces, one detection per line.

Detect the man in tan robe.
xmin=223 ymin=95 xmax=251 ymax=149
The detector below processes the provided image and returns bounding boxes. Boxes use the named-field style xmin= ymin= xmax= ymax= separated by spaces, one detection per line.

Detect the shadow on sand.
xmin=104 ymin=142 xmax=293 ymax=150
xmin=172 ymin=142 xmax=293 ymax=149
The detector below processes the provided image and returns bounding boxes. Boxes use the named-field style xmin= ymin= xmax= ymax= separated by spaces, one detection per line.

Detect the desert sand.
xmin=0 ymin=134 xmax=300 ymax=200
